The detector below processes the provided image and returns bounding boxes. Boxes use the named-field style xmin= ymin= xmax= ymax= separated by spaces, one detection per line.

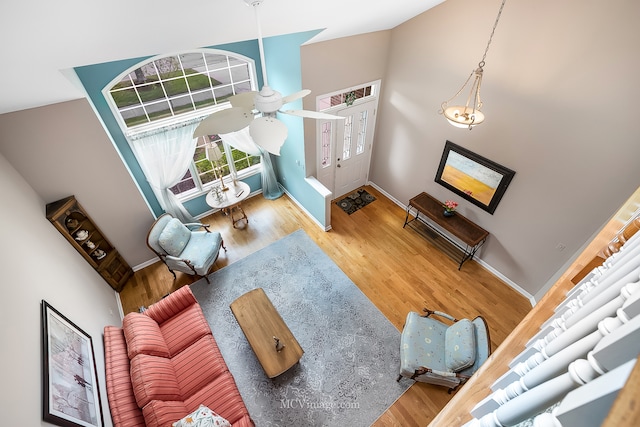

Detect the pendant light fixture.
xmin=439 ymin=0 xmax=507 ymax=129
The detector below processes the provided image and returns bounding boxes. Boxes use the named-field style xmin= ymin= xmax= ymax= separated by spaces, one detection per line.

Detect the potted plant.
xmin=443 ymin=200 xmax=458 ymax=217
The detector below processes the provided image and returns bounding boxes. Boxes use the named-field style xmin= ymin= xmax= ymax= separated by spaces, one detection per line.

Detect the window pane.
xmin=153 ymin=57 xmax=180 ymax=76
xmin=233 ymin=81 xmax=253 ymax=94
xmin=356 ymin=110 xmax=368 ymax=155
xmin=164 ymin=76 xmax=189 ymax=97
xmin=137 ymin=83 xmax=164 ymax=103
xmin=111 ymin=88 xmax=140 ymax=108
xmin=214 ymin=85 xmax=234 ymax=102
xmin=186 ymin=73 xmax=214 ymax=91
xmin=169 ymin=169 xmax=196 ymax=195
xmin=321 ymin=122 xmax=332 ymax=168
xmin=342 ymin=115 xmax=353 ymax=160
xmin=230 ymin=63 xmax=250 ymax=82
xmin=210 ymin=68 xmax=232 ymax=85
xmin=180 ymin=53 xmax=205 ymax=75
xmin=170 ymin=95 xmax=194 ymax=115
xmin=144 ymin=100 xmax=173 ymax=121
xmin=121 ymin=106 xmax=148 ymax=127
xmin=113 ymin=73 xmax=134 ymax=88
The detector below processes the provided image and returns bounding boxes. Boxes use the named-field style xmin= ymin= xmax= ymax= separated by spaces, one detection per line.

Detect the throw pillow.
xmin=444 ymin=319 xmax=476 ymax=372
xmin=173 ymin=405 xmax=231 ymax=427
xmin=158 ymin=218 xmax=191 ymax=257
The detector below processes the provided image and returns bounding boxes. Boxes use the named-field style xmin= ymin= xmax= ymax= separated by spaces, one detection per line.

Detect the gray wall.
xmin=0 ymin=151 xmax=119 ymax=425
xmin=301 ymin=0 xmax=640 ymax=297
xmin=0 ymin=99 xmax=153 ymax=267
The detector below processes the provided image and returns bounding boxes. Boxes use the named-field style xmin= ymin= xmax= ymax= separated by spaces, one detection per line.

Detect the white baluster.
xmin=476 ymin=317 xmax=623 ymax=418
xmin=507 ymin=281 xmax=639 ymax=373
xmin=468 ymin=315 xmax=640 ymax=427
xmin=533 ymin=359 xmax=637 ymax=427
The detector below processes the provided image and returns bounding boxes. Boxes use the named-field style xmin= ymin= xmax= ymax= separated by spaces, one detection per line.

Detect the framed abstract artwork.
xmin=435 ymin=140 xmax=515 ymax=214
xmin=42 ymin=300 xmax=103 ymax=427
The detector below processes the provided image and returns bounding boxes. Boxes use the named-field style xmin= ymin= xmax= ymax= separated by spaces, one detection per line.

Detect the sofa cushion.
xmin=158 ymin=218 xmax=191 ymax=257
xmin=123 ymin=312 xmax=171 ymax=359
xmin=159 ymin=303 xmax=212 ymax=356
xmin=130 ymin=354 xmax=182 ymax=408
xmin=142 ymin=400 xmax=189 ymax=427
xmin=184 ymin=372 xmax=251 ymax=426
xmin=173 ymin=405 xmax=231 ymax=427
xmin=445 ymin=319 xmax=476 ymax=372
xmin=145 ymin=285 xmax=198 ymax=325
xmin=172 ymin=335 xmax=228 ymax=399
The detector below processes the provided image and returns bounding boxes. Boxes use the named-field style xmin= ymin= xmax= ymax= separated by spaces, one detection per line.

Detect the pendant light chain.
xmin=478 ymin=0 xmax=507 ymax=70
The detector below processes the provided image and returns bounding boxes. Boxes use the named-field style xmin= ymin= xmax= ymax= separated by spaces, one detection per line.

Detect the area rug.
xmin=190 ymin=230 xmax=410 ymax=427
xmin=336 ymin=189 xmax=376 ymax=215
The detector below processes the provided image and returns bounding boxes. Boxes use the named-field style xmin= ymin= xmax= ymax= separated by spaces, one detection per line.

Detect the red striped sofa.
xmin=104 ymin=286 xmax=253 ymax=427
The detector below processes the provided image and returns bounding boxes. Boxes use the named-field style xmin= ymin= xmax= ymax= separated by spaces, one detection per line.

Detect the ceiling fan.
xmin=193 ymin=0 xmax=344 ymax=156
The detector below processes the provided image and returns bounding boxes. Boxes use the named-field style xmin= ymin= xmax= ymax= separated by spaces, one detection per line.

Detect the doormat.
xmin=336 ymin=189 xmax=376 ymax=215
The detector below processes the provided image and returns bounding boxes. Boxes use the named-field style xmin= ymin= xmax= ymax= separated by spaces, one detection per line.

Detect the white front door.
xmin=317 ymin=99 xmax=377 ymax=199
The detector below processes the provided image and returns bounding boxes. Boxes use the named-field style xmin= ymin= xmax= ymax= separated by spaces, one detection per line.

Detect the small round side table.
xmin=205 ymin=181 xmax=250 ymax=229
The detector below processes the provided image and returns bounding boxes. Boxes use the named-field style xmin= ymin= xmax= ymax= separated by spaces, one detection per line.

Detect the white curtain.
xmin=219 ymin=126 xmax=283 ymax=200
xmin=130 ymin=123 xmax=198 ymax=223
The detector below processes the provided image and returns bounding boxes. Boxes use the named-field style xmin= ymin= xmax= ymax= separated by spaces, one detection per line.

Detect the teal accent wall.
xmin=263 ymin=30 xmax=328 ymax=226
xmin=74 ymin=30 xmax=327 ymax=226
xmin=74 ymin=41 xmax=263 ymax=218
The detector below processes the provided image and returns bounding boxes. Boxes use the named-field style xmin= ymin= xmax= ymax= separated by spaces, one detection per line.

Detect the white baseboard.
xmin=115 ymin=290 xmax=124 ymax=320
xmin=367 ymin=181 xmax=536 ymax=306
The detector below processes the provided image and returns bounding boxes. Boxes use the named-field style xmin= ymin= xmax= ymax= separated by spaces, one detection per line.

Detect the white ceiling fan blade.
xmin=281 ymin=89 xmax=311 ymax=105
xmin=249 ymin=116 xmax=288 ymax=156
xmin=229 ymin=91 xmax=257 ymax=109
xmin=281 ymin=109 xmax=346 ymax=120
xmin=193 ymin=107 xmax=254 ymax=137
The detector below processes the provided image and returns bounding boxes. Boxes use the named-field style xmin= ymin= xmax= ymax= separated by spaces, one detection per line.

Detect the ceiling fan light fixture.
xmin=254 ymin=85 xmax=283 ymax=113
xmin=193 ymin=0 xmax=344 ymax=155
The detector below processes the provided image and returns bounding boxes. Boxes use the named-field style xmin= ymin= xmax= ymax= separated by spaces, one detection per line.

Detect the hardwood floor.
xmin=119 ymin=185 xmax=531 ymax=426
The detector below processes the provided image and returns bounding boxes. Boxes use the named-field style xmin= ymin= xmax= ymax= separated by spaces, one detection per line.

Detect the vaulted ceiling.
xmin=0 ymin=0 xmax=443 ymax=114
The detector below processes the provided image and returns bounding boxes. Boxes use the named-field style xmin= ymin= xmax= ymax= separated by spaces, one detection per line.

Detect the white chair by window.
xmin=146 ymin=213 xmax=226 ymax=284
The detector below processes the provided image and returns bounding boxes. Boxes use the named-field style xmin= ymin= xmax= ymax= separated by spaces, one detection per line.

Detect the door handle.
xmin=337 ymin=164 xmax=341 ymax=168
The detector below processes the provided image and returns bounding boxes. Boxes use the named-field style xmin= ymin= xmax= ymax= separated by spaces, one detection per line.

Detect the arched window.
xmin=105 ymin=50 xmax=260 ymax=200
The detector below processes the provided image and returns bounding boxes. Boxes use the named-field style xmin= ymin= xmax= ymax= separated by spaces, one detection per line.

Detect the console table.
xmin=404 ymin=192 xmax=489 ymax=270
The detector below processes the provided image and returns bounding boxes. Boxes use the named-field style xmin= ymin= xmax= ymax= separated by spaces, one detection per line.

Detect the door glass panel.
xmin=342 ymin=115 xmax=353 ymax=160
xmin=321 ymin=122 xmax=332 ymax=168
xmin=356 ymin=110 xmax=368 ymax=155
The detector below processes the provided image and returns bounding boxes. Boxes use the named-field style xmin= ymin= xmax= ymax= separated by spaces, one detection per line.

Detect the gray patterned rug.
xmin=190 ymin=230 xmax=410 ymax=426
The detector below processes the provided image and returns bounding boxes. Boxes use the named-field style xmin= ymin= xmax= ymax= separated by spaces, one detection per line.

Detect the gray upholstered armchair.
xmin=146 ymin=213 xmax=226 ymax=284
xmin=397 ymin=308 xmax=491 ymax=393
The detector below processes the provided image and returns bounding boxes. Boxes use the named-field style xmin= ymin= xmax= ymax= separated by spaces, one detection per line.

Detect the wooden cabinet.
xmin=46 ymin=196 xmax=133 ymax=292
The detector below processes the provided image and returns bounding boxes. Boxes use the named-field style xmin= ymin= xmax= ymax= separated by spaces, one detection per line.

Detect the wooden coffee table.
xmin=230 ymin=288 xmax=304 ymax=378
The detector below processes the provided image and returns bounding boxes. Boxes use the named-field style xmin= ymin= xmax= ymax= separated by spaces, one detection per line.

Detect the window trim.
xmin=102 ymin=48 xmax=261 ymax=203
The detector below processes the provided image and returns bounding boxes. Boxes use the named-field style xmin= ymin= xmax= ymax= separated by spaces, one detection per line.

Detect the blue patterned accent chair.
xmin=146 ymin=213 xmax=226 ymax=284
xmin=397 ymin=308 xmax=491 ymax=393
